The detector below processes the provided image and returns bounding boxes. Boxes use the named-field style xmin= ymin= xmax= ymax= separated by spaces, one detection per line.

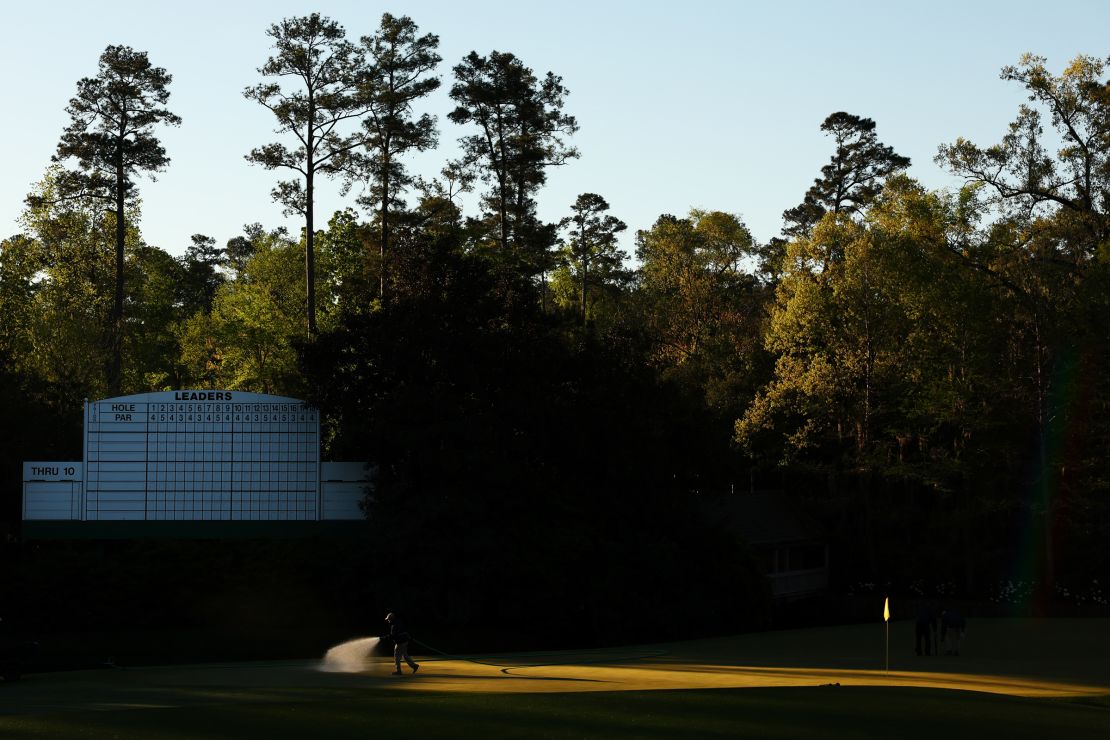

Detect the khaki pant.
xmin=394 ymin=641 xmax=418 ymax=671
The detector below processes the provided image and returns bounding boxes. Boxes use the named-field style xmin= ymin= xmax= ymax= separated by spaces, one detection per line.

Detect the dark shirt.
xmin=941 ymin=610 xmax=966 ymax=629
xmin=389 ymin=621 xmax=412 ymax=644
xmin=914 ymin=604 xmax=936 ymax=627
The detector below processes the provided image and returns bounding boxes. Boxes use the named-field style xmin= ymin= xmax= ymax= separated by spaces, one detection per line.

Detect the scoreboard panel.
xmin=84 ymin=391 xmax=320 ymax=521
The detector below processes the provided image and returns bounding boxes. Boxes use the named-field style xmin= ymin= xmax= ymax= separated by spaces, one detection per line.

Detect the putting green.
xmin=406 ymin=659 xmax=1106 ymax=698
xmin=1 ymin=618 xmax=1106 ymax=716
xmin=379 ymin=616 xmax=1110 ymax=698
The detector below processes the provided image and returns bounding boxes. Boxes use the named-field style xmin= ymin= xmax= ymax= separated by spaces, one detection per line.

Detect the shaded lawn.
xmin=2 ymin=686 xmax=1108 ymax=739
xmin=4 ymin=619 xmax=1108 ymax=738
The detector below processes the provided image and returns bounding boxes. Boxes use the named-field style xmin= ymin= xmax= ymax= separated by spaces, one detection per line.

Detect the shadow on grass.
xmin=3 ymin=687 xmax=1110 ymax=740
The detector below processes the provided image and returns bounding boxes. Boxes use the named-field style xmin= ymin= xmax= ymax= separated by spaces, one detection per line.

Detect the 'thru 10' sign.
xmin=84 ymin=390 xmax=320 ymax=521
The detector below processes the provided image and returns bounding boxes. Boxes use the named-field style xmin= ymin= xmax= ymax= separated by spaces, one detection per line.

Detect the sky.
xmin=3 ymin=0 xmax=1109 ymax=258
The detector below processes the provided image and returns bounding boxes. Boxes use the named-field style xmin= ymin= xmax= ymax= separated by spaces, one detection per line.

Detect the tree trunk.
xmin=380 ymin=169 xmax=388 ymax=302
xmin=1030 ymin=319 xmax=1056 ymax=607
xmin=496 ymin=113 xmax=509 ymax=251
xmin=1033 ymin=320 xmax=1054 ymax=603
xmin=581 ymin=256 xmax=588 ymax=326
xmin=306 ymin=167 xmax=317 ymax=337
xmin=380 ymin=135 xmax=392 ymax=303
xmin=109 ymin=157 xmax=125 ymax=395
xmin=515 ymin=120 xmax=528 ymax=253
xmin=498 ymin=172 xmax=509 ymax=251
xmin=305 ymin=97 xmax=317 ymax=339
xmin=579 ymin=218 xmax=588 ymax=325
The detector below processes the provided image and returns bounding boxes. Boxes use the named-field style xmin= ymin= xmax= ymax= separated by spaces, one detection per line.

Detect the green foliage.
xmin=47 ymin=44 xmax=180 ymax=393
xmin=13 ymin=172 xmax=190 ymax=401
xmin=303 ymin=230 xmax=764 ymax=641
xmin=244 ymin=13 xmax=367 ymax=335
xmin=6 ymin=40 xmax=1110 ymax=618
xmin=243 ymin=14 xmax=363 ymax=215
xmin=123 ymin=244 xmax=187 ymax=391
xmin=12 ymin=172 xmax=119 ymax=404
xmin=938 ymin=53 xmax=1110 ymax=247
xmin=224 ymin=224 xmax=263 ymax=278
xmin=315 ymin=209 xmax=379 ymax=317
xmin=782 ymin=112 xmax=910 ymax=240
xmin=0 ymin=234 xmax=40 ymax=365
xmin=741 ymin=179 xmax=994 ymax=470
xmin=180 ymin=228 xmax=306 ymax=394
xmin=349 ymin=14 xmax=440 ymax=301
xmin=635 ymin=211 xmax=766 ymax=411
xmin=178 ymin=234 xmax=226 ymax=316
xmin=554 ymin=193 xmax=629 ymax=325
xmin=933 ymin=54 xmax=1110 ymax=591
xmin=449 ymin=50 xmax=579 ymax=263
xmin=50 ymin=45 xmax=180 ymax=206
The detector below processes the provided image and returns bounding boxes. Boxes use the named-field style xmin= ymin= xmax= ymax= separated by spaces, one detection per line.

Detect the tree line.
xmin=2 ymin=12 xmax=1109 ymax=636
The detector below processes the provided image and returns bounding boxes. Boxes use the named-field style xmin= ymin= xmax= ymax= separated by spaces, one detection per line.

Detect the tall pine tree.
xmin=46 ymin=45 xmax=180 ymax=393
xmin=349 ymin=13 xmax=441 ymax=302
xmin=245 ymin=13 xmax=366 ymax=336
xmin=782 ymin=112 xmax=909 ymax=240
xmin=449 ymin=51 xmax=578 ymax=268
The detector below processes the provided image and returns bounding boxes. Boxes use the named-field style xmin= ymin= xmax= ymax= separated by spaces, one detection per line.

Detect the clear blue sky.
xmin=3 ymin=0 xmax=1108 ymax=257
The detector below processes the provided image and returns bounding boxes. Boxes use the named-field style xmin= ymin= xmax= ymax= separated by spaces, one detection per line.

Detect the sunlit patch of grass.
xmin=2 ymin=619 xmax=1108 ymax=739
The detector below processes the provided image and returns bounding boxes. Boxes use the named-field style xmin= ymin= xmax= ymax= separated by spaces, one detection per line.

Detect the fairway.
xmin=0 ymin=619 xmax=1107 ymax=738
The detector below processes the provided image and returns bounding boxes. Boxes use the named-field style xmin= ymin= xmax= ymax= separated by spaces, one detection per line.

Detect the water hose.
xmin=412 ymin=638 xmax=667 ymax=674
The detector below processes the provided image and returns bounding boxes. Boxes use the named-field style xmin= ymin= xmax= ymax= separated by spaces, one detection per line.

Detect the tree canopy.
xmin=782 ymin=112 xmax=910 ymax=240
xmin=4 ymin=41 xmax=1110 ymax=641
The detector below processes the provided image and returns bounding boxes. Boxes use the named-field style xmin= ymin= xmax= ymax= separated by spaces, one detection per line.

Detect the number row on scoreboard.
xmin=87 ymin=421 xmax=320 ymax=433
xmin=99 ymin=402 xmax=310 ymax=413
xmin=144 ymin=403 xmax=309 ymax=413
xmin=144 ymin=413 xmax=316 ymax=423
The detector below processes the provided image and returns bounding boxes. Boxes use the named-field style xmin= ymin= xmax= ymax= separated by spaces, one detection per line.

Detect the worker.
xmin=385 ymin=612 xmax=420 ymax=675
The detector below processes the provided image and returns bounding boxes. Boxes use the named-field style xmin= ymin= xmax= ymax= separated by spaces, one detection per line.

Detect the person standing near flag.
xmin=914 ymin=601 xmax=937 ymax=656
xmin=940 ymin=608 xmax=966 ymax=656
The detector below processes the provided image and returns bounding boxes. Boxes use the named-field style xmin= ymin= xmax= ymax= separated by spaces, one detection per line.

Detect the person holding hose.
xmin=385 ymin=612 xmax=420 ymax=675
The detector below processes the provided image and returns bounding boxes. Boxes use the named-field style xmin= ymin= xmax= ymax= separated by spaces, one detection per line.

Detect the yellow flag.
xmin=883 ymin=597 xmax=890 ymax=622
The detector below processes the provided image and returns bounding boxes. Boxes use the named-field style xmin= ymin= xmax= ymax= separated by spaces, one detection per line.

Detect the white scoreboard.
xmin=83 ymin=391 xmax=320 ymax=521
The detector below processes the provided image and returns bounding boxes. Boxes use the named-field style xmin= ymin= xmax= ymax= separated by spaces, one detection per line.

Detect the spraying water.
xmin=320 ymin=636 xmax=381 ymax=673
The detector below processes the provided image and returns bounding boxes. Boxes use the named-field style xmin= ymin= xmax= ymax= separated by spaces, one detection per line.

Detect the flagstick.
xmin=883 ymin=596 xmax=890 ymax=675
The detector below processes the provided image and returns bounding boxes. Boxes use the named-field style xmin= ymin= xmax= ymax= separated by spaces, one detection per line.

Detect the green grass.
xmin=1 ymin=687 xmax=1108 ymax=739
xmin=2 ymin=618 xmax=1108 ymax=739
